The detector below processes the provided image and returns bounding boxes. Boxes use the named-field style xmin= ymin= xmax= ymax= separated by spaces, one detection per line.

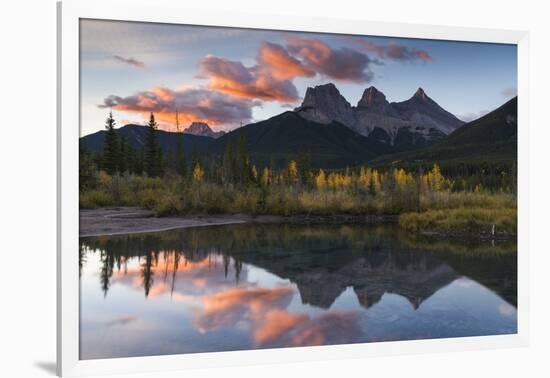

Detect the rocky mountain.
xmin=296 ymin=83 xmax=356 ymax=127
xmin=184 ymin=122 xmax=226 ymax=139
xmin=295 ymin=83 xmax=464 ymax=149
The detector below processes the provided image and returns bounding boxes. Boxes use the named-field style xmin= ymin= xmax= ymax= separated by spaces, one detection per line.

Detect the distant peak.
xmin=188 ymin=121 xmax=210 ymax=129
xmin=184 ymin=121 xmax=225 ymax=138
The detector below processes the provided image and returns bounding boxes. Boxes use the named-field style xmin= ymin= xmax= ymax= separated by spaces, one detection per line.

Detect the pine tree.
xmin=102 ymin=111 xmax=119 ymax=175
xmin=118 ymin=136 xmax=128 ymax=173
xmin=223 ymin=138 xmax=235 ymax=184
xmin=191 ymin=144 xmax=198 ymax=174
xmin=144 ymin=113 xmax=161 ymax=177
xmin=174 ymin=111 xmax=187 ymax=177
xmin=237 ymin=132 xmax=249 ymax=185
xmin=297 ymin=150 xmax=311 ymax=186
xmin=79 ymin=141 xmax=97 ymax=191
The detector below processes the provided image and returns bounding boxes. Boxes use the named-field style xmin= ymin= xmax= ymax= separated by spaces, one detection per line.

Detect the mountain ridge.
xmin=369 ymin=96 xmax=518 ymax=167
xmin=295 ymin=83 xmax=464 ymax=148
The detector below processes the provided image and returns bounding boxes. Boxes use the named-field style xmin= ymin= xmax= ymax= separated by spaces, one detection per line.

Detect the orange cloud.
xmin=288 ymin=311 xmax=360 ymax=347
xmin=195 ymin=287 xmax=294 ymax=332
xmin=200 ymin=55 xmax=300 ymax=103
xmin=254 ymin=309 xmax=307 ymax=344
xmin=195 ymin=285 xmax=363 ymax=348
xmin=258 ymin=42 xmax=315 ymax=81
xmin=100 ymin=86 xmax=258 ymax=131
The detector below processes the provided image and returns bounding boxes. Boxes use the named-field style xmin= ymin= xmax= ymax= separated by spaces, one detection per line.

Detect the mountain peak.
xmin=357 ymin=86 xmax=388 ymax=108
xmin=301 ymin=83 xmax=347 ymax=106
xmin=184 ymin=122 xmax=225 ymax=139
xmin=295 ymin=83 xmax=355 ymax=126
xmin=413 ymin=87 xmax=428 ymax=100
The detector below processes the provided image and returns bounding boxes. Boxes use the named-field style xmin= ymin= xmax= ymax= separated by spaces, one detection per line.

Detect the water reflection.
xmin=79 ymin=224 xmax=517 ymax=359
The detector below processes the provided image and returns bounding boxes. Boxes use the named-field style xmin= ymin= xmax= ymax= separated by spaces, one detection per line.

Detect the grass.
xmin=399 ymin=207 xmax=517 ymax=236
xmin=79 ymin=172 xmax=516 ymax=237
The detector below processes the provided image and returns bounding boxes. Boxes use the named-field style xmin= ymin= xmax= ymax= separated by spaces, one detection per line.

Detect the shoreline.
xmin=79 ymin=207 xmax=398 ymax=237
xmin=79 ymin=207 xmax=515 ymax=241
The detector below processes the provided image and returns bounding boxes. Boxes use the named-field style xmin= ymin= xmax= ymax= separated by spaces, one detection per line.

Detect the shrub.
xmin=80 ymin=190 xmax=114 ymax=208
xmin=399 ymin=207 xmax=517 ymax=235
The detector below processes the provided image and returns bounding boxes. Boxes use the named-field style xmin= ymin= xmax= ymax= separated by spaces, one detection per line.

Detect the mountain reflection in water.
xmin=79 ymin=223 xmax=517 ymax=359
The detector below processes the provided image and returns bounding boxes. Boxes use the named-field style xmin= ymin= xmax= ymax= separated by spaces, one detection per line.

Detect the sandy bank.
xmin=79 ymin=207 xmax=397 ymax=237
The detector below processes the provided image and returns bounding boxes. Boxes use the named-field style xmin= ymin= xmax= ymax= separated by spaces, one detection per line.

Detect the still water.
xmin=79 ymin=223 xmax=517 ymax=359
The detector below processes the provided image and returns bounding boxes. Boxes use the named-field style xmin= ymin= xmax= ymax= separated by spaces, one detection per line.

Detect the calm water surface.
xmin=79 ymin=223 xmax=517 ymax=359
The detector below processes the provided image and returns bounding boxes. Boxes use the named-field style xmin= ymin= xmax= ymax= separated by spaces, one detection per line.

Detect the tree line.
xmin=80 ymin=111 xmax=516 ymax=195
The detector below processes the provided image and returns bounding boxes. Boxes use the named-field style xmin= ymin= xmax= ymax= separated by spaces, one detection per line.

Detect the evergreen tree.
xmin=102 ymin=111 xmax=119 ymax=175
xmin=175 ymin=111 xmax=187 ymax=177
xmin=297 ymin=150 xmax=311 ymax=187
xmin=118 ymin=136 xmax=128 ymax=173
xmin=79 ymin=141 xmax=98 ymax=191
xmin=222 ymin=138 xmax=235 ymax=184
xmin=237 ymin=132 xmax=249 ymax=185
xmin=191 ymin=144 xmax=198 ymax=174
xmin=144 ymin=113 xmax=161 ymax=177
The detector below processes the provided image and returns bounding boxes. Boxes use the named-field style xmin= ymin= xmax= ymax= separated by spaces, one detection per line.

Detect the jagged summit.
xmin=184 ymin=122 xmax=225 ymax=139
xmin=294 ymin=83 xmax=464 ymax=147
xmin=413 ymin=87 xmax=428 ymax=100
xmin=295 ymin=83 xmax=355 ymax=127
xmin=357 ymin=86 xmax=388 ymax=108
xmin=301 ymin=83 xmax=351 ymax=109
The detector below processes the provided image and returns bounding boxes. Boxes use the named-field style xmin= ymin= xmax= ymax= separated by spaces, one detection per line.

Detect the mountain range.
xmin=80 ymin=83 xmax=517 ymax=169
xmin=80 ymin=123 xmax=212 ymax=157
xmin=295 ymin=83 xmax=464 ymax=148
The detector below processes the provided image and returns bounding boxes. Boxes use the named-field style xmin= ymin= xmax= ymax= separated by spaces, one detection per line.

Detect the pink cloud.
xmin=99 ymin=86 xmax=258 ymax=130
xmin=287 ymin=36 xmax=375 ymax=83
xmin=199 ymin=55 xmax=301 ymax=103
xmin=258 ymin=42 xmax=315 ymax=81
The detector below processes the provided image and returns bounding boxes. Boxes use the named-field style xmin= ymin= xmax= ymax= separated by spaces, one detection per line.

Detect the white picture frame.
xmin=57 ymin=1 xmax=530 ymax=376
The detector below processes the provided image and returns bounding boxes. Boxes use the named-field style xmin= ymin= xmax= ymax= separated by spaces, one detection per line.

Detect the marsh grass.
xmin=80 ymin=171 xmax=516 ymax=236
xmin=399 ymin=207 xmax=517 ymax=235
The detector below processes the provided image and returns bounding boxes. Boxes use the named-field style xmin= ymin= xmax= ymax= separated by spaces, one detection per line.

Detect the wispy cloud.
xmin=348 ymin=37 xmax=432 ymax=62
xmin=113 ymin=55 xmax=145 ymax=68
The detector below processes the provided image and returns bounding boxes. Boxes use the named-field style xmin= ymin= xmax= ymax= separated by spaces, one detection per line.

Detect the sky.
xmin=80 ymin=19 xmax=517 ymax=137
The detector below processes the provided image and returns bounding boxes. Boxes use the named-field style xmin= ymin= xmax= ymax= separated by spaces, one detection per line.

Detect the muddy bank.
xmin=79 ymin=207 xmax=398 ymax=237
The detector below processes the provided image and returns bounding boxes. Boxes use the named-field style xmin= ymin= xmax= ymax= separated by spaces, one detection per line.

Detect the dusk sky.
xmin=80 ymin=19 xmax=517 ymax=137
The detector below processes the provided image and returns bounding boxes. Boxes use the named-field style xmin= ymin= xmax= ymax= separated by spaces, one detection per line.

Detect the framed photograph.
xmin=57 ymin=1 xmax=529 ymax=376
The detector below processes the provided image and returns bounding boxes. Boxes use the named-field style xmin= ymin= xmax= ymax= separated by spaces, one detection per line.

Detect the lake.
xmin=79 ymin=223 xmax=517 ymax=359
